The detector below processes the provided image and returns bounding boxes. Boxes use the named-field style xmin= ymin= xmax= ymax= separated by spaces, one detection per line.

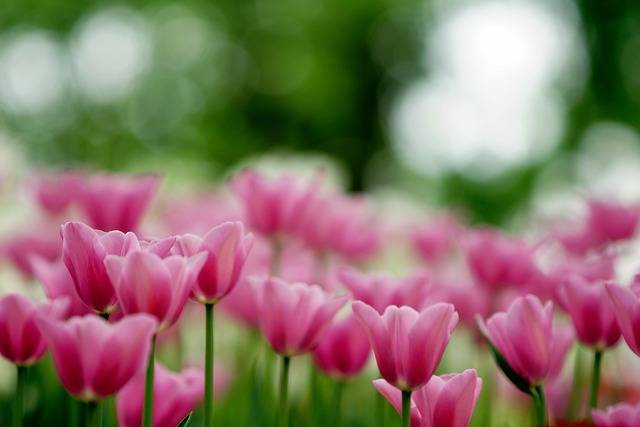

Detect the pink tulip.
xmin=30 ymin=171 xmax=83 ymax=215
xmin=373 ymin=368 xmax=482 ymax=427
xmin=162 ymin=191 xmax=242 ymax=235
xmin=592 ymin=402 xmax=640 ymax=427
xmin=104 ymin=251 xmax=207 ymax=331
xmin=313 ymin=314 xmax=370 ymax=378
xmin=117 ymin=363 xmax=203 ymax=427
xmin=61 ymin=222 xmax=140 ymax=314
xmin=556 ymin=276 xmax=620 ymax=349
xmin=37 ymin=313 xmax=156 ymax=400
xmin=352 ymin=301 xmax=458 ymax=391
xmin=0 ymin=229 xmax=61 ymax=277
xmin=587 ymin=199 xmax=640 ymax=243
xmin=173 ymin=222 xmax=253 ymax=304
xmin=480 ymin=295 xmax=574 ymax=385
xmin=426 ymin=280 xmax=490 ymax=334
xmin=30 ymin=257 xmax=92 ymax=318
xmin=465 ymin=230 xmax=538 ymax=290
xmin=231 ymin=169 xmax=321 ymax=237
xmin=605 ymin=282 xmax=640 ymax=356
xmin=340 ymin=267 xmax=430 ymax=314
xmin=254 ymin=278 xmax=348 ymax=356
xmin=0 ymin=293 xmax=67 ymax=365
xmin=77 ymin=173 xmax=160 ymax=232
xmin=411 ymin=215 xmax=462 ymax=264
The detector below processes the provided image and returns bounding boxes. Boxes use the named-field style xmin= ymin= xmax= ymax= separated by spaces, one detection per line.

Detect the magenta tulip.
xmin=480 ymin=295 xmax=574 ymax=386
xmin=173 ymin=222 xmax=253 ymax=304
xmin=77 ymin=173 xmax=159 ymax=232
xmin=605 ymin=282 xmax=640 ymax=356
xmin=36 ymin=313 xmax=157 ymax=400
xmin=411 ymin=215 xmax=462 ymax=264
xmin=30 ymin=257 xmax=92 ymax=318
xmin=313 ymin=314 xmax=370 ymax=379
xmin=104 ymin=251 xmax=206 ymax=331
xmin=0 ymin=293 xmax=67 ymax=365
xmin=340 ymin=268 xmax=430 ymax=314
xmin=587 ymin=199 xmax=640 ymax=243
xmin=592 ymin=402 xmax=640 ymax=427
xmin=556 ymin=276 xmax=620 ymax=349
xmin=30 ymin=171 xmax=83 ymax=215
xmin=231 ymin=169 xmax=321 ymax=238
xmin=373 ymin=368 xmax=482 ymax=427
xmin=352 ymin=301 xmax=458 ymax=391
xmin=117 ymin=363 xmax=203 ymax=427
xmin=61 ymin=222 xmax=141 ymax=314
xmin=255 ymin=277 xmax=348 ymax=356
xmin=1 ymin=229 xmax=61 ymax=277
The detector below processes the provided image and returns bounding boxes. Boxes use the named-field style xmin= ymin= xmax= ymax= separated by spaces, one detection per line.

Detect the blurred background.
xmin=1 ymin=0 xmax=639 ymax=225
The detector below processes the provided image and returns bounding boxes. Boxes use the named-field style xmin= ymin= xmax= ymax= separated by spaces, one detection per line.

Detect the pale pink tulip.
xmin=30 ymin=171 xmax=83 ymax=215
xmin=1 ymin=229 xmax=61 ymax=277
xmin=37 ymin=313 xmax=157 ymax=400
xmin=592 ymin=402 xmax=640 ymax=427
xmin=313 ymin=314 xmax=370 ymax=378
xmin=411 ymin=215 xmax=462 ymax=264
xmin=373 ymin=368 xmax=482 ymax=427
xmin=353 ymin=301 xmax=458 ymax=390
xmin=605 ymin=282 xmax=640 ymax=356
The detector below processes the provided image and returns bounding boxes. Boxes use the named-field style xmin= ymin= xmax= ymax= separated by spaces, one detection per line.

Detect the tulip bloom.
xmin=173 ymin=221 xmax=253 ymax=304
xmin=605 ymin=281 xmax=640 ymax=356
xmin=411 ymin=215 xmax=462 ymax=264
xmin=77 ymin=173 xmax=160 ymax=232
xmin=352 ymin=301 xmax=458 ymax=391
xmin=313 ymin=314 xmax=370 ymax=379
xmin=61 ymin=222 xmax=140 ymax=314
xmin=592 ymin=402 xmax=640 ymax=427
xmin=30 ymin=171 xmax=83 ymax=215
xmin=0 ymin=229 xmax=61 ymax=277
xmin=117 ymin=364 xmax=203 ymax=427
xmin=373 ymin=369 xmax=482 ymax=427
xmin=340 ymin=268 xmax=430 ymax=314
xmin=37 ymin=313 xmax=157 ymax=400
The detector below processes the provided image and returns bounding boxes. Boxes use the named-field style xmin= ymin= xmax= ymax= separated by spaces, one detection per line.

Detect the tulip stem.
xmin=204 ymin=303 xmax=215 ymax=427
xmin=142 ymin=334 xmax=156 ymax=427
xmin=589 ymin=349 xmax=603 ymax=410
xmin=333 ymin=380 xmax=345 ymax=426
xmin=276 ymin=356 xmax=291 ymax=427
xmin=401 ymin=390 xmax=411 ymax=427
xmin=86 ymin=401 xmax=102 ymax=427
xmin=531 ymin=385 xmax=546 ymax=426
xmin=376 ymin=391 xmax=386 ymax=427
xmin=13 ymin=365 xmax=26 ymax=427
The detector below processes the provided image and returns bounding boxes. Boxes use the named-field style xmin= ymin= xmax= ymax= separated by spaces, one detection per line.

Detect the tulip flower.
xmin=61 ymin=222 xmax=140 ymax=315
xmin=479 ymin=295 xmax=574 ymax=426
xmin=37 ymin=314 xmax=157 ymax=427
xmin=557 ymin=277 xmax=620 ymax=409
xmin=30 ymin=257 xmax=92 ymax=318
xmin=411 ymin=215 xmax=462 ymax=264
xmin=313 ymin=314 xmax=370 ymax=379
xmin=340 ymin=268 xmax=430 ymax=314
xmin=592 ymin=402 xmax=640 ymax=427
xmin=30 ymin=171 xmax=83 ymax=215
xmin=587 ymin=199 xmax=640 ymax=244
xmin=465 ymin=230 xmax=538 ymax=291
xmin=605 ymin=281 xmax=640 ymax=356
xmin=173 ymin=221 xmax=252 ymax=427
xmin=254 ymin=277 xmax=348 ymax=427
xmin=76 ymin=173 xmax=160 ymax=232
xmin=1 ymin=229 xmax=61 ymax=277
xmin=117 ymin=363 xmax=203 ymax=427
xmin=373 ymin=368 xmax=482 ymax=427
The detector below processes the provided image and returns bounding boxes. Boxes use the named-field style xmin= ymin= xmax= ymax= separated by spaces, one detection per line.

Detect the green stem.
xmin=567 ymin=346 xmax=584 ymax=421
xmin=276 ymin=356 xmax=291 ymax=427
xmin=13 ymin=366 xmax=26 ymax=427
xmin=333 ymin=380 xmax=345 ymax=426
xmin=142 ymin=334 xmax=156 ymax=427
xmin=401 ymin=390 xmax=412 ymax=427
xmin=309 ymin=364 xmax=319 ymax=426
xmin=69 ymin=397 xmax=80 ymax=427
xmin=86 ymin=401 xmax=102 ymax=427
xmin=204 ymin=303 xmax=215 ymax=427
xmin=376 ymin=391 xmax=386 ymax=427
xmin=531 ymin=385 xmax=547 ymax=426
xmin=589 ymin=350 xmax=603 ymax=410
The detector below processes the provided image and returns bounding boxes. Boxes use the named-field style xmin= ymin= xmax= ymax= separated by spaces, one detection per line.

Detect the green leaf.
xmin=177 ymin=412 xmax=193 ymax=427
xmin=486 ymin=341 xmax=533 ymax=395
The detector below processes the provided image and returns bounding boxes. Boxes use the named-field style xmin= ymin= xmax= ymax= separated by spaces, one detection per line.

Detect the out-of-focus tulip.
xmin=173 ymin=222 xmax=253 ymax=304
xmin=556 ymin=276 xmax=620 ymax=349
xmin=36 ymin=313 xmax=157 ymax=400
xmin=30 ymin=257 xmax=92 ymax=318
xmin=297 ymin=193 xmax=380 ymax=261
xmin=587 ymin=199 xmax=640 ymax=244
xmin=162 ymin=191 xmax=242 ymax=235
xmin=30 ymin=171 xmax=83 ymax=215
xmin=480 ymin=295 xmax=574 ymax=386
xmin=231 ymin=169 xmax=321 ymax=238
xmin=465 ymin=230 xmax=538 ymax=290
xmin=61 ymin=222 xmax=140 ymax=314
xmin=340 ymin=268 xmax=430 ymax=314
xmin=313 ymin=314 xmax=370 ymax=378
xmin=353 ymin=301 xmax=458 ymax=391
xmin=411 ymin=215 xmax=462 ymax=264
xmin=592 ymin=402 xmax=640 ymax=427
xmin=104 ymin=251 xmax=206 ymax=331
xmin=77 ymin=173 xmax=160 ymax=232
xmin=605 ymin=282 xmax=640 ymax=356
xmin=0 ymin=293 xmax=67 ymax=365
xmin=117 ymin=363 xmax=203 ymax=427
xmin=427 ymin=281 xmax=490 ymax=334
xmin=0 ymin=229 xmax=61 ymax=277
xmin=373 ymin=368 xmax=482 ymax=427
xmin=254 ymin=277 xmax=348 ymax=356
